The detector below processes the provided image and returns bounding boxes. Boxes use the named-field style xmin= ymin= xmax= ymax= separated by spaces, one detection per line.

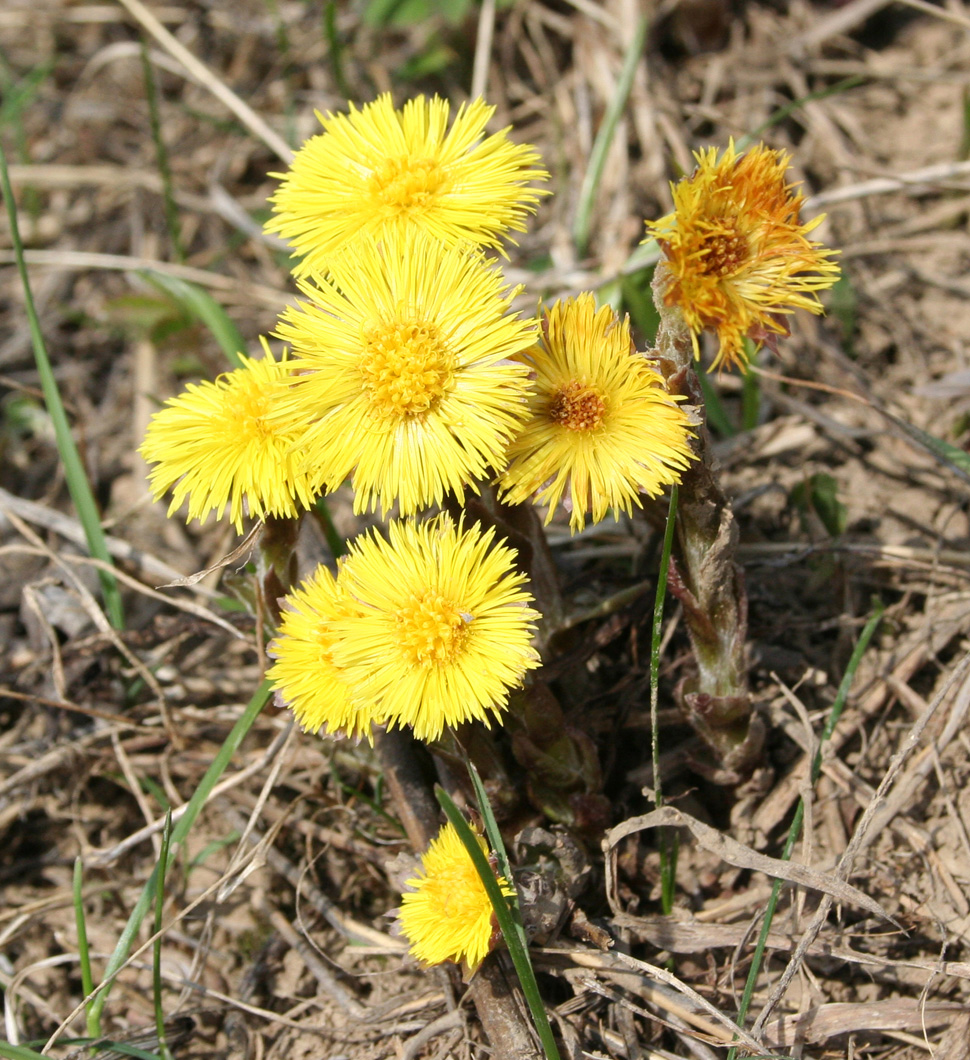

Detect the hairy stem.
xmin=650 ymin=263 xmax=764 ymax=779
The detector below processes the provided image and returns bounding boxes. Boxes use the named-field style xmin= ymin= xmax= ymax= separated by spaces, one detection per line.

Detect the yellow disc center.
xmin=700 ymin=226 xmax=748 ymax=277
xmin=368 ymin=156 xmax=447 ymax=212
xmin=227 ymin=379 xmax=273 ymax=441
xmin=549 ymin=380 xmax=607 ymax=432
xmin=359 ymin=320 xmax=454 ymax=419
xmin=396 ymin=589 xmax=470 ymax=667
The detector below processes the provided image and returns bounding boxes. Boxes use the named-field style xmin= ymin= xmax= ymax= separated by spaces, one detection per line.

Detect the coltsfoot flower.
xmin=273 ymin=227 xmax=537 ymax=516
xmin=267 ymin=93 xmax=548 ymax=277
xmin=500 ymin=294 xmax=695 ymax=532
xmin=267 ymin=564 xmax=379 ymax=743
xmin=140 ymin=347 xmax=319 ymax=532
xmin=644 ymin=141 xmax=840 ymax=371
xmin=331 ymin=515 xmax=540 ymax=742
xmin=399 ymin=821 xmax=514 ymax=969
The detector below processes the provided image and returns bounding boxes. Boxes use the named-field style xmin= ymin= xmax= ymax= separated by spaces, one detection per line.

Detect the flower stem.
xmin=650 ymin=264 xmax=764 ymax=779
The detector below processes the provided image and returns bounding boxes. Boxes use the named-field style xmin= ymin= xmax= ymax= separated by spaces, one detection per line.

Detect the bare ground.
xmin=3 ymin=1 xmax=970 ymax=1057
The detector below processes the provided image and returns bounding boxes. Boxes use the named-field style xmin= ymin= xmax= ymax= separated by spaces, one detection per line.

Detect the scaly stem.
xmin=650 ymin=264 xmax=764 ymax=780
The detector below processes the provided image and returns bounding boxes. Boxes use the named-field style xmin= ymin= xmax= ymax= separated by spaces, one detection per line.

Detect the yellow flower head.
xmin=500 ymin=295 xmax=695 ymax=532
xmin=273 ymin=227 xmax=537 ymax=516
xmin=267 ymin=564 xmax=380 ymax=743
xmin=399 ymin=821 xmax=514 ymax=969
xmin=140 ymin=347 xmax=320 ymax=532
xmin=331 ymin=515 xmax=540 ymax=742
xmin=644 ymin=141 xmax=840 ymax=371
xmin=267 ymin=93 xmax=548 ymax=277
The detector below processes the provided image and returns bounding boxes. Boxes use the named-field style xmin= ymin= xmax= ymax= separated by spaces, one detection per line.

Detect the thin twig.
xmin=471 ymin=0 xmax=496 ymax=101
xmin=0 ymin=249 xmax=290 ymax=308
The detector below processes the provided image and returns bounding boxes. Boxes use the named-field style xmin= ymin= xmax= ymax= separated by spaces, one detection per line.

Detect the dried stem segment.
xmin=652 ymin=263 xmax=764 ymax=780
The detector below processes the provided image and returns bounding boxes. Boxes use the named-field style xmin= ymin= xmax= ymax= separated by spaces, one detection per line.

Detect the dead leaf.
xmin=605 ymin=806 xmax=893 ymax=922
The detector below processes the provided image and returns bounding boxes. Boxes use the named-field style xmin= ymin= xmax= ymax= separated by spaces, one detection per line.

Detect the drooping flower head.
xmin=267 ymin=93 xmax=548 ymax=277
xmin=331 ymin=515 xmax=540 ymax=742
xmin=267 ymin=564 xmax=379 ymax=743
xmin=273 ymin=227 xmax=537 ymax=516
xmin=644 ymin=141 xmax=840 ymax=371
xmin=399 ymin=821 xmax=514 ymax=969
xmin=140 ymin=346 xmax=319 ymax=532
xmin=500 ymin=295 xmax=695 ymax=532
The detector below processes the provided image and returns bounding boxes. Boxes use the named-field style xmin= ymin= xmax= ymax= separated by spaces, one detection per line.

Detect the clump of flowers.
xmin=140 ymin=347 xmax=318 ymax=532
xmin=644 ymin=140 xmax=840 ymax=371
xmin=267 ymin=93 xmax=548 ymax=277
xmin=500 ymin=294 xmax=696 ymax=531
xmin=138 ymin=89 xmax=847 ymax=1043
xmin=272 ymin=227 xmax=537 ymax=516
xmin=399 ymin=821 xmax=514 ymax=969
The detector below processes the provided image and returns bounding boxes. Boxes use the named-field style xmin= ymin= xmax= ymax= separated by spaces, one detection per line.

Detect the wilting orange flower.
xmin=644 ymin=141 xmax=840 ymax=371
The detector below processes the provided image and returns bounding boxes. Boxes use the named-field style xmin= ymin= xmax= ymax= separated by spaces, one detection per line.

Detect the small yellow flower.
xmin=331 ymin=515 xmax=540 ymax=742
xmin=500 ymin=295 xmax=695 ymax=532
xmin=273 ymin=227 xmax=536 ymax=516
xmin=267 ymin=93 xmax=548 ymax=277
xmin=399 ymin=821 xmax=514 ymax=969
xmin=644 ymin=141 xmax=840 ymax=371
xmin=267 ymin=564 xmax=379 ymax=742
xmin=140 ymin=347 xmax=320 ymax=532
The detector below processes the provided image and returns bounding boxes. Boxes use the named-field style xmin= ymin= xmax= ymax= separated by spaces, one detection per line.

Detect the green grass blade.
xmin=153 ymin=811 xmax=174 ymax=1060
xmin=572 ymin=15 xmax=649 ymax=257
xmin=87 ymin=680 xmax=271 ymax=1028
xmin=73 ymin=857 xmax=99 ymax=1038
xmin=0 ymin=1043 xmax=48 ymax=1060
xmin=650 ymin=486 xmax=678 ymax=913
xmin=98 ymin=1043 xmax=163 ymax=1060
xmin=140 ymin=41 xmax=184 ymax=263
xmin=737 ymin=75 xmax=866 ymax=150
xmin=815 ymin=605 xmax=884 ymax=763
xmin=0 ymin=141 xmax=125 ymax=629
xmin=880 ymin=410 xmax=970 ymax=486
xmin=463 ymin=756 xmax=516 ymax=912
xmin=140 ymin=271 xmax=246 ymax=369
xmin=649 ymin=485 xmax=677 ymax=812
xmin=322 ymin=2 xmax=351 ymax=100
xmin=727 ymin=602 xmax=884 ymax=1058
xmin=0 ymin=59 xmax=52 ymax=132
xmin=0 ymin=57 xmax=53 ymax=220
xmin=435 ymin=786 xmax=561 ymax=1060
xmin=962 ymin=85 xmax=970 ymax=160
